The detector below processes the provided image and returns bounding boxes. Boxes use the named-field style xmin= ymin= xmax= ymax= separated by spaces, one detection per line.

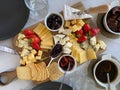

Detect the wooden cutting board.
xmin=13 ymin=1 xmax=105 ymax=85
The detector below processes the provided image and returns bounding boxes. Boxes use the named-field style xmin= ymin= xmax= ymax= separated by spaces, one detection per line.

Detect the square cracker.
xmin=35 ymin=62 xmax=49 ymax=81
xmin=16 ymin=66 xmax=32 ymax=80
xmin=26 ymin=62 xmax=38 ymax=80
xmin=48 ymin=62 xmax=63 ymax=81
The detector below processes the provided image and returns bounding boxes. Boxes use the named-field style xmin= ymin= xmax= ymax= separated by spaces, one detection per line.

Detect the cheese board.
xmin=1 ymin=2 xmax=107 ymax=85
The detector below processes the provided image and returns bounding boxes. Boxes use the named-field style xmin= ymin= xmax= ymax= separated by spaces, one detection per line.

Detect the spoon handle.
xmin=47 ymin=57 xmax=54 ymax=67
xmin=107 ymin=73 xmax=111 ymax=90
xmin=59 ymin=63 xmax=70 ymax=90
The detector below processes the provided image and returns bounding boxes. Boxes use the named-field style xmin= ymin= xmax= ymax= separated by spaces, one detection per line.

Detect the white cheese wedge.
xmin=64 ymin=5 xmax=92 ymax=20
xmin=53 ymin=36 xmax=60 ymax=44
xmin=63 ymin=48 xmax=71 ymax=54
xmin=64 ymin=42 xmax=72 ymax=48
xmin=56 ymin=34 xmax=65 ymax=39
xmin=59 ymin=38 xmax=66 ymax=45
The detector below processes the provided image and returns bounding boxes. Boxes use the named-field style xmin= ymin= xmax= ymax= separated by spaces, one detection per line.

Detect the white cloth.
xmin=0 ymin=0 xmax=120 ymax=90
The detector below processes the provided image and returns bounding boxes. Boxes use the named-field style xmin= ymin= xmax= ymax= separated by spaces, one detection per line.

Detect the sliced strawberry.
xmin=23 ymin=29 xmax=35 ymax=36
xmin=77 ymin=35 xmax=87 ymax=43
xmin=75 ymin=29 xmax=83 ymax=35
xmin=89 ymin=28 xmax=100 ymax=37
xmin=83 ymin=23 xmax=91 ymax=34
xmin=31 ymin=36 xmax=41 ymax=43
xmin=25 ymin=34 xmax=36 ymax=39
xmin=31 ymin=42 xmax=41 ymax=50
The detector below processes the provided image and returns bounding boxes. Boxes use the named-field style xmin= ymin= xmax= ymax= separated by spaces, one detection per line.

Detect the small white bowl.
xmin=44 ymin=12 xmax=64 ymax=32
xmin=58 ymin=55 xmax=77 ymax=73
xmin=103 ymin=0 xmax=120 ymax=35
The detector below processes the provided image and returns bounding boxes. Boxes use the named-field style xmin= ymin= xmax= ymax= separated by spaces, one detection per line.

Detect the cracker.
xmin=48 ymin=62 xmax=63 ymax=81
xmin=16 ymin=66 xmax=32 ymax=80
xmin=35 ymin=62 xmax=49 ymax=81
xmin=27 ymin=63 xmax=37 ymax=80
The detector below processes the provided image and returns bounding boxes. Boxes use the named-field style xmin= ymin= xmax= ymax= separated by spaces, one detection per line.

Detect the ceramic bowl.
xmin=44 ymin=12 xmax=64 ymax=32
xmin=58 ymin=55 xmax=77 ymax=73
xmin=103 ymin=0 xmax=120 ymax=35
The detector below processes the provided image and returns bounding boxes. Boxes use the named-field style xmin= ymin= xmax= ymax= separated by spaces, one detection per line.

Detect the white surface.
xmin=0 ymin=0 xmax=120 ymax=90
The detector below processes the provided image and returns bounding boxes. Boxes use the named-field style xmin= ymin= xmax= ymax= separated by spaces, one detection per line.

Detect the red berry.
xmin=31 ymin=42 xmax=41 ymax=50
xmin=75 ymin=29 xmax=83 ymax=35
xmin=89 ymin=28 xmax=100 ymax=37
xmin=25 ymin=34 xmax=36 ymax=39
xmin=77 ymin=35 xmax=87 ymax=43
xmin=31 ymin=36 xmax=41 ymax=43
xmin=23 ymin=29 xmax=35 ymax=36
xmin=83 ymin=23 xmax=91 ymax=34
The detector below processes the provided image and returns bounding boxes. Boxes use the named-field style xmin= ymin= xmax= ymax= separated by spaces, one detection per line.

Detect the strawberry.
xmin=77 ymin=35 xmax=87 ymax=43
xmin=31 ymin=42 xmax=41 ymax=50
xmin=75 ymin=29 xmax=83 ymax=35
xmin=23 ymin=29 xmax=35 ymax=36
xmin=31 ymin=36 xmax=41 ymax=43
xmin=25 ymin=34 xmax=36 ymax=39
xmin=75 ymin=29 xmax=84 ymax=38
xmin=89 ymin=28 xmax=100 ymax=37
xmin=83 ymin=23 xmax=91 ymax=34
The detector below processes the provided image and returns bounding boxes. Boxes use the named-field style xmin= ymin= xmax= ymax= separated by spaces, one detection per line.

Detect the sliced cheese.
xmin=40 ymin=31 xmax=51 ymax=39
xmin=38 ymin=29 xmax=50 ymax=37
xmin=86 ymin=48 xmax=97 ymax=60
xmin=41 ymin=45 xmax=52 ymax=49
xmin=33 ymin=23 xmax=46 ymax=35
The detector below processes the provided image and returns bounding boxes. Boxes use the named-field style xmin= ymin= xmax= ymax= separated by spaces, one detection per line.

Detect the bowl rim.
xmin=58 ymin=54 xmax=77 ymax=73
xmin=103 ymin=0 xmax=120 ymax=35
xmin=93 ymin=59 xmax=120 ymax=88
xmin=44 ymin=12 xmax=64 ymax=32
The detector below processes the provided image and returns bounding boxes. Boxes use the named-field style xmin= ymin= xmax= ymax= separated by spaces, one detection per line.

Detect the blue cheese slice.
xmin=64 ymin=5 xmax=92 ymax=20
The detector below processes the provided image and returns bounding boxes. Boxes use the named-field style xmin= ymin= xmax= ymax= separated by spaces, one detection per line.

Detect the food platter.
xmin=13 ymin=2 xmax=107 ymax=85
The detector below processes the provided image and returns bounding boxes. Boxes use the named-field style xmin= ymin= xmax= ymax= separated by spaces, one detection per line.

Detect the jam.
xmin=51 ymin=44 xmax=63 ymax=58
xmin=47 ymin=14 xmax=62 ymax=30
xmin=95 ymin=60 xmax=118 ymax=83
xmin=59 ymin=56 xmax=75 ymax=71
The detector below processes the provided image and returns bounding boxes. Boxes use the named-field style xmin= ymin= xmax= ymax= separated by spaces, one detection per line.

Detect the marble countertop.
xmin=0 ymin=0 xmax=120 ymax=90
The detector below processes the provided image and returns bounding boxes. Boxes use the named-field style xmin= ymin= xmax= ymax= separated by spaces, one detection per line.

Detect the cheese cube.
xmin=71 ymin=25 xmax=79 ymax=32
xmin=38 ymin=50 xmax=43 ymax=56
xmin=97 ymin=40 xmax=106 ymax=50
xmin=71 ymin=19 xmax=77 ymax=25
xmin=31 ymin=49 xmax=37 ymax=55
xmin=65 ymin=21 xmax=70 ymax=27
xmin=36 ymin=55 xmax=42 ymax=60
xmin=28 ymin=53 xmax=35 ymax=60
xmin=76 ymin=19 xmax=85 ymax=26
xmin=21 ymin=48 xmax=30 ymax=57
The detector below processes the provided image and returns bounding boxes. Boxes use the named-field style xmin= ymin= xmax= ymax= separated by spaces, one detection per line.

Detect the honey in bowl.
xmin=95 ymin=60 xmax=118 ymax=83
